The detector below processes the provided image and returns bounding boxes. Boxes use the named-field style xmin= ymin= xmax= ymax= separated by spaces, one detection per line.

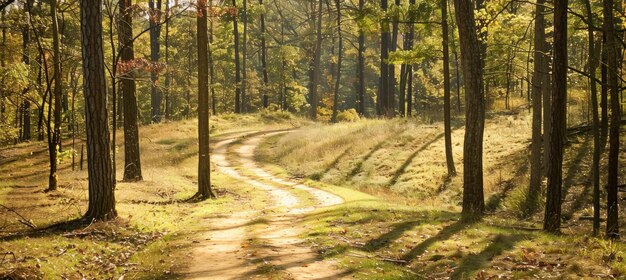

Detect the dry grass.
xmin=257 ymin=113 xmax=532 ymax=208
xmin=254 ymin=111 xmax=626 ymax=278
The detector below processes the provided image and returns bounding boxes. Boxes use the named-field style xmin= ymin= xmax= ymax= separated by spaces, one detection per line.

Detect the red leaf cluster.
xmin=117 ymin=58 xmax=166 ymax=76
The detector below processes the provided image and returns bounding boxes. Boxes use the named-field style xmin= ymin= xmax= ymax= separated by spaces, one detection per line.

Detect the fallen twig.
xmin=348 ymin=253 xmax=408 ymax=264
xmin=0 ymin=252 xmax=16 ymax=266
xmin=0 ymin=204 xmax=36 ymax=230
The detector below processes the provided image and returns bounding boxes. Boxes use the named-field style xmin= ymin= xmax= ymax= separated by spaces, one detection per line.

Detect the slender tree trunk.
xmin=543 ymin=28 xmax=553 ymax=177
xmin=149 ymin=0 xmax=162 ymax=123
xmin=379 ymin=0 xmax=390 ymax=117
xmin=21 ymin=20 xmax=30 ymax=141
xmin=357 ymin=0 xmax=365 ymax=116
xmin=209 ymin=0 xmax=217 ymax=115
xmin=164 ymin=0 xmax=171 ymax=119
xmin=186 ymin=21 xmax=193 ymax=118
xmin=49 ymin=0 xmax=63 ymax=191
xmin=388 ymin=0 xmax=399 ymax=117
xmin=310 ymin=0 xmax=322 ymax=120
xmin=601 ymin=34 xmax=609 ymax=148
xmin=260 ymin=0 xmax=269 ymax=108
xmin=108 ymin=0 xmax=118 ymax=191
xmin=233 ymin=0 xmax=241 ymax=113
xmin=449 ymin=0 xmax=461 ymax=114
xmin=407 ymin=0 xmax=416 ymax=117
xmin=454 ymin=0 xmax=485 ymax=219
xmin=241 ymin=0 xmax=248 ymax=113
xmin=280 ymin=15 xmax=286 ymax=111
xmin=442 ymin=0 xmax=455 ymax=176
xmin=603 ymin=0 xmax=620 ymax=239
xmin=331 ymin=0 xmax=342 ymax=123
xmin=80 ymin=0 xmax=117 ymax=221
xmin=529 ymin=0 xmax=546 ymax=213
xmin=544 ymin=0 xmax=568 ymax=234
xmin=584 ymin=0 xmax=601 ymax=236
xmin=196 ymin=0 xmax=215 ymax=199
xmin=119 ymin=0 xmax=142 ymax=182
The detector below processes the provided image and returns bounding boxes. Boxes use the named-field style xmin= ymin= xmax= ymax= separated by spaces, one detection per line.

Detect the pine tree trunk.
xmin=241 ymin=0 xmax=248 ymax=113
xmin=260 ymin=0 xmax=269 ymax=108
xmin=387 ymin=0 xmax=399 ymax=118
xmin=233 ymin=0 xmax=241 ymax=113
xmin=442 ymin=0 xmax=455 ymax=176
xmin=310 ymin=0 xmax=322 ymax=120
xmin=149 ymin=0 xmax=162 ymax=123
xmin=331 ymin=0 xmax=342 ymax=123
xmin=379 ymin=0 xmax=390 ymax=117
xmin=80 ymin=0 xmax=117 ymax=221
xmin=584 ymin=0 xmax=601 ymax=236
xmin=454 ymin=0 xmax=485 ymax=219
xmin=601 ymin=35 xmax=609 ymax=148
xmin=407 ymin=0 xmax=415 ymax=117
xmin=544 ymin=0 xmax=568 ymax=234
xmin=603 ymin=0 xmax=620 ymax=239
xmin=529 ymin=0 xmax=546 ymax=212
xmin=196 ymin=0 xmax=215 ymax=199
xmin=119 ymin=0 xmax=143 ymax=182
xmin=164 ymin=0 xmax=171 ymax=119
xmin=357 ymin=0 xmax=365 ymax=116
xmin=208 ymin=0 xmax=217 ymax=115
xmin=21 ymin=21 xmax=30 ymax=141
xmin=49 ymin=0 xmax=63 ymax=191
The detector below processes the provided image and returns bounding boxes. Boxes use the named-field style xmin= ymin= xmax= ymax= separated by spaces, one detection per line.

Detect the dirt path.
xmin=185 ymin=132 xmax=349 ymax=280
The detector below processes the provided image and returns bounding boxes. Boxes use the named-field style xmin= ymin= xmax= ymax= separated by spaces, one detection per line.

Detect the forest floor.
xmin=1 ymin=111 xmax=626 ymax=279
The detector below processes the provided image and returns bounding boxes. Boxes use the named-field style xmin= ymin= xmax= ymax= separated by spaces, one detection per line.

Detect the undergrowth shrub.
xmin=336 ymin=109 xmax=360 ymax=122
xmin=502 ymin=185 xmax=545 ymax=218
xmin=259 ymin=109 xmax=293 ymax=123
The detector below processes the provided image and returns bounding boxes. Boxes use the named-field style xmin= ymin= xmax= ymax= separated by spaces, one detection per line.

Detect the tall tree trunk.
xmin=209 ymin=0 xmax=217 ymax=115
xmin=543 ymin=30 xmax=553 ymax=177
xmin=442 ymin=0 xmax=455 ymax=176
xmin=164 ymin=0 xmax=171 ymax=119
xmin=454 ymin=0 xmax=485 ymax=219
xmin=149 ymin=0 xmax=162 ymax=123
xmin=241 ymin=0 xmax=248 ymax=112
xmin=475 ymin=0 xmax=487 ymax=103
xmin=387 ymin=0 xmax=399 ymax=117
xmin=357 ymin=0 xmax=365 ymax=116
xmin=601 ymin=35 xmax=609 ymax=148
xmin=310 ymin=0 xmax=322 ymax=120
xmin=603 ymin=0 xmax=620 ymax=239
xmin=119 ymin=0 xmax=142 ymax=182
xmin=448 ymin=0 xmax=461 ymax=113
xmin=49 ymin=0 xmax=62 ymax=191
xmin=233 ymin=0 xmax=241 ymax=113
xmin=379 ymin=0 xmax=390 ymax=117
xmin=280 ymin=15 xmax=287 ymax=111
xmin=260 ymin=0 xmax=269 ymax=108
xmin=331 ymin=0 xmax=342 ymax=123
xmin=80 ymin=0 xmax=117 ymax=221
xmin=21 ymin=20 xmax=30 ymax=141
xmin=399 ymin=0 xmax=415 ymax=117
xmin=528 ymin=0 xmax=547 ymax=213
xmin=407 ymin=0 xmax=416 ymax=117
xmin=584 ymin=0 xmax=601 ymax=236
xmin=544 ymin=0 xmax=568 ymax=234
xmin=196 ymin=0 xmax=215 ymax=199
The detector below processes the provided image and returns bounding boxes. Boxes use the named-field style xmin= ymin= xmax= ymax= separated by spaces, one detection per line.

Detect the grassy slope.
xmin=256 ymin=113 xmax=626 ymax=279
xmin=0 ymin=112 xmax=303 ymax=279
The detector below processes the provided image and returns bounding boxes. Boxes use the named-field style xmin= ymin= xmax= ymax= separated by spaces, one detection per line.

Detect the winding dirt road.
xmin=185 ymin=131 xmax=349 ymax=280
